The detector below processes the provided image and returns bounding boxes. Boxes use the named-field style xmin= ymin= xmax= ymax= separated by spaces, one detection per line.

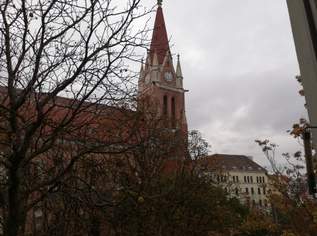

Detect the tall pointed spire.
xmin=138 ymin=0 xmax=188 ymax=138
xmin=150 ymin=2 xmax=170 ymax=65
xmin=176 ymin=54 xmax=183 ymax=78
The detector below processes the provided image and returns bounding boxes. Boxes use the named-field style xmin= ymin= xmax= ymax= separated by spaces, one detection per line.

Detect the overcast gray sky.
xmin=142 ymin=0 xmax=307 ymax=167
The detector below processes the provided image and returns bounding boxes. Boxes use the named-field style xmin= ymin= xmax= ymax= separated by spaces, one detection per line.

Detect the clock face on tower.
xmin=164 ymin=72 xmax=173 ymax=81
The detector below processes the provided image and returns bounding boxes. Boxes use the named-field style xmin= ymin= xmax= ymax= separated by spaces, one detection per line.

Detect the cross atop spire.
xmin=158 ymin=0 xmax=163 ymax=7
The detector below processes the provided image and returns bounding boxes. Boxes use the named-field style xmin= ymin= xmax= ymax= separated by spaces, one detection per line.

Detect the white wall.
xmin=228 ymin=170 xmax=269 ymax=208
xmin=212 ymin=170 xmax=270 ymax=208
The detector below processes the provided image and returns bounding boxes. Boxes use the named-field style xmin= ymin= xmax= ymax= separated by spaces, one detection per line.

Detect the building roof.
xmin=149 ymin=5 xmax=170 ymax=64
xmin=0 ymin=86 xmax=139 ymax=146
xmin=199 ymin=154 xmax=267 ymax=173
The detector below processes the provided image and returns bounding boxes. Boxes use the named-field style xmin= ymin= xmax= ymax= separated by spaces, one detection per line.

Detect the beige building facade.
xmin=226 ymin=169 xmax=269 ymax=208
xmin=199 ymin=154 xmax=270 ymax=209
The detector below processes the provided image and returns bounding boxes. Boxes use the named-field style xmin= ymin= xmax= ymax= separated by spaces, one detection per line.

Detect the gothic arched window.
xmin=171 ymin=97 xmax=176 ymax=128
xmin=163 ymin=95 xmax=168 ymax=115
xmin=171 ymin=97 xmax=176 ymax=118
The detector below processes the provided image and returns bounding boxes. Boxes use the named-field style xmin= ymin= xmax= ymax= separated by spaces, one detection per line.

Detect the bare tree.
xmin=255 ymin=139 xmax=317 ymax=235
xmin=187 ymin=130 xmax=210 ymax=161
xmin=0 ymin=0 xmax=151 ymax=235
xmin=27 ymin=97 xmax=188 ymax=235
xmin=97 ymin=114 xmax=247 ymax=236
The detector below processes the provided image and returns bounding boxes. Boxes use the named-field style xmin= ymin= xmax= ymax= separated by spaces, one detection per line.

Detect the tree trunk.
xmin=5 ymin=165 xmax=22 ymax=236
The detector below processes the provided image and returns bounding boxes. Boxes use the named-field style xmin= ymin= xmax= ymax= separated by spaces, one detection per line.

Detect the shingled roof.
xmin=199 ymin=154 xmax=267 ymax=173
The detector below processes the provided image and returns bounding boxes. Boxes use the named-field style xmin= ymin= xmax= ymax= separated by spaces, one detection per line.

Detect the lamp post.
xmin=303 ymin=126 xmax=317 ymax=196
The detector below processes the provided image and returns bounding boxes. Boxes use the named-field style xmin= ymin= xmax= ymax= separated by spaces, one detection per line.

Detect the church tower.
xmin=138 ymin=1 xmax=188 ymax=134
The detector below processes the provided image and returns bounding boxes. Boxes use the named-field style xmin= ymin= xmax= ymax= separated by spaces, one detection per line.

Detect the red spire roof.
xmin=150 ymin=5 xmax=170 ymax=65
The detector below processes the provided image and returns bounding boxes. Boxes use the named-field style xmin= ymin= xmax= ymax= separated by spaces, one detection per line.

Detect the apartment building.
xmin=198 ymin=154 xmax=270 ymax=208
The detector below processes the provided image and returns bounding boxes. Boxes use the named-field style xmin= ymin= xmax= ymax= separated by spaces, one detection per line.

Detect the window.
xmin=221 ymin=175 xmax=226 ymax=182
xmin=264 ymin=199 xmax=268 ymax=207
xmin=171 ymin=97 xmax=176 ymax=128
xmin=245 ymin=188 xmax=249 ymax=194
xmin=251 ymin=187 xmax=254 ymax=195
xmin=263 ymin=187 xmax=266 ymax=195
xmin=163 ymin=95 xmax=168 ymax=115
xmin=259 ymin=200 xmax=262 ymax=207
xmin=244 ymin=176 xmax=247 ymax=183
xmin=258 ymin=176 xmax=264 ymax=183
xmin=252 ymin=200 xmax=256 ymax=207
xmin=262 ymin=176 xmax=265 ymax=183
xmin=34 ymin=207 xmax=43 ymax=232
xmin=171 ymin=97 xmax=176 ymax=117
xmin=235 ymin=188 xmax=239 ymax=195
xmin=258 ymin=188 xmax=261 ymax=194
xmin=233 ymin=176 xmax=239 ymax=183
xmin=247 ymin=176 xmax=250 ymax=183
xmin=250 ymin=176 xmax=253 ymax=183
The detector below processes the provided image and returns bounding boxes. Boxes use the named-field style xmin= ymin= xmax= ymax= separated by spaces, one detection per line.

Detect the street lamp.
xmin=303 ymin=126 xmax=317 ymax=196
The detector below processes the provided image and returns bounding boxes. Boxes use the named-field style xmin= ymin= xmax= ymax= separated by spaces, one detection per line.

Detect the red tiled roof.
xmin=0 ymin=86 xmax=139 ymax=145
